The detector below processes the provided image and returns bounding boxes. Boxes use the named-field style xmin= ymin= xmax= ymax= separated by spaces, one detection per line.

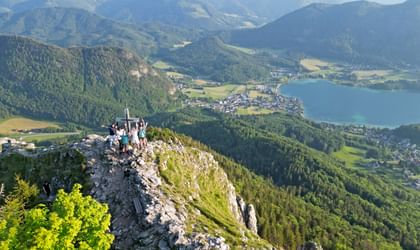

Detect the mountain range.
xmin=0 ymin=0 xmax=405 ymax=30
xmin=0 ymin=7 xmax=202 ymax=57
xmin=0 ymin=1 xmax=419 ymax=250
xmin=0 ymin=35 xmax=176 ymax=126
xmin=225 ymin=0 xmax=420 ymax=66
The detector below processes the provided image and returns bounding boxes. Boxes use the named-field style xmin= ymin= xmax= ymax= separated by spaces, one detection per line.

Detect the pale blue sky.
xmin=316 ymin=0 xmax=405 ymax=4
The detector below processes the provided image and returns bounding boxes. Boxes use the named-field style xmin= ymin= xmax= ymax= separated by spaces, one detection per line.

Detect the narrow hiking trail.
xmin=75 ymin=135 xmax=232 ymax=250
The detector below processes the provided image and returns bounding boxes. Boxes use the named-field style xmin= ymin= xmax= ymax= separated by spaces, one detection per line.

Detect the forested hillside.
xmin=160 ymin=37 xmax=270 ymax=83
xmin=0 ymin=7 xmax=202 ymax=57
xmin=0 ymin=35 xmax=177 ymax=125
xmin=394 ymin=124 xmax=420 ymax=145
xmin=149 ymin=127 xmax=408 ymax=250
xmin=226 ymin=0 xmax=420 ymax=66
xmin=150 ymin=108 xmax=420 ymax=250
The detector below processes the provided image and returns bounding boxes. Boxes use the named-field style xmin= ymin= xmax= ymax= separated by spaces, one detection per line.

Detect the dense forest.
xmin=0 ymin=35 xmax=178 ymax=125
xmin=150 ymin=108 xmax=420 ymax=250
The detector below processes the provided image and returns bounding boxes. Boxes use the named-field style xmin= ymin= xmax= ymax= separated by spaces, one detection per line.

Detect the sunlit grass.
xmin=237 ymin=107 xmax=274 ymax=116
xmin=333 ymin=146 xmax=367 ymax=168
xmin=183 ymin=84 xmax=247 ymax=100
xmin=0 ymin=117 xmax=59 ymax=135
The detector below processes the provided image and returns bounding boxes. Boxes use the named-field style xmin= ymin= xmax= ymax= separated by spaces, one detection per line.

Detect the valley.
xmin=1 ymin=1 xmax=420 ymax=250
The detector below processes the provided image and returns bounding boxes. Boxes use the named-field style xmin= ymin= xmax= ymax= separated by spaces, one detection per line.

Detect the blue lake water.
xmin=280 ymin=79 xmax=420 ymax=127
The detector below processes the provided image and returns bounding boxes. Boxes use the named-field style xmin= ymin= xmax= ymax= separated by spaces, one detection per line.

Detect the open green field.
xmin=333 ymin=146 xmax=367 ymax=168
xmin=183 ymin=84 xmax=247 ymax=100
xmin=237 ymin=107 xmax=274 ymax=115
xmin=193 ymin=79 xmax=209 ymax=86
xmin=352 ymin=70 xmax=392 ymax=80
xmin=0 ymin=117 xmax=81 ymax=144
xmin=300 ymin=58 xmax=333 ymax=72
xmin=249 ymin=90 xmax=270 ymax=99
xmin=153 ymin=61 xmax=172 ymax=70
xmin=225 ymin=44 xmax=255 ymax=55
xmin=10 ymin=132 xmax=80 ymax=143
xmin=0 ymin=118 xmax=59 ymax=135
xmin=166 ymin=71 xmax=184 ymax=79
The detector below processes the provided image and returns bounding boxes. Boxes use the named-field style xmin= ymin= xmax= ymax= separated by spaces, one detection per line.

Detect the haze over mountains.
xmin=225 ymin=0 xmax=420 ymax=66
xmin=0 ymin=0 xmax=406 ymax=30
xmin=0 ymin=7 xmax=202 ymax=57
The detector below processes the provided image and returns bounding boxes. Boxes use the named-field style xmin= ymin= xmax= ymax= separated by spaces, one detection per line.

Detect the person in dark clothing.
xmin=1 ymin=140 xmax=12 ymax=153
xmin=43 ymin=181 xmax=51 ymax=197
xmin=108 ymin=123 xmax=117 ymax=148
xmin=124 ymin=168 xmax=130 ymax=178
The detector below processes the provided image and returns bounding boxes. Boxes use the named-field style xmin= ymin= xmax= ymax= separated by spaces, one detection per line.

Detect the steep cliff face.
xmin=74 ymin=135 xmax=272 ymax=249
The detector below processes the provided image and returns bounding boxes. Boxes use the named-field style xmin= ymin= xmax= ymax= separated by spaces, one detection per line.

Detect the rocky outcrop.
xmin=73 ymin=135 xmax=270 ymax=250
xmin=298 ymin=241 xmax=324 ymax=250
xmin=235 ymin=197 xmax=258 ymax=234
xmin=245 ymin=204 xmax=258 ymax=234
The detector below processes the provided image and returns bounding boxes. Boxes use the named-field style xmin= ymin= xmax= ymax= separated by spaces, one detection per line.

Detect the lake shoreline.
xmin=280 ymin=79 xmax=420 ymax=128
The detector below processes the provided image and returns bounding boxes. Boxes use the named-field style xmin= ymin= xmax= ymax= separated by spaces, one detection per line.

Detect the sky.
xmin=315 ymin=0 xmax=406 ymax=4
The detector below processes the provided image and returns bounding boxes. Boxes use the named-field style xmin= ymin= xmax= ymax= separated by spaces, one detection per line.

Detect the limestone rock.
xmin=245 ymin=204 xmax=258 ymax=235
xmin=299 ymin=241 xmax=324 ymax=250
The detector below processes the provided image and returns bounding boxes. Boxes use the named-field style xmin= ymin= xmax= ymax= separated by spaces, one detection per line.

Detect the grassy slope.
xmin=333 ymin=146 xmax=367 ymax=168
xmin=156 ymin=145 xmax=270 ymax=248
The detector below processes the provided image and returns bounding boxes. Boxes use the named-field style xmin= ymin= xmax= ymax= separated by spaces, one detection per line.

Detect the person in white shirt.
xmin=130 ymin=125 xmax=140 ymax=150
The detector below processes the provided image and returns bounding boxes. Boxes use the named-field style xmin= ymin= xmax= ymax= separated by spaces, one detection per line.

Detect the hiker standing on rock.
xmin=130 ymin=124 xmax=140 ymax=150
xmin=43 ymin=181 xmax=51 ymax=198
xmin=120 ymin=126 xmax=129 ymax=154
xmin=139 ymin=118 xmax=148 ymax=149
xmin=116 ymin=126 xmax=124 ymax=152
xmin=108 ymin=123 xmax=117 ymax=149
xmin=1 ymin=139 xmax=12 ymax=153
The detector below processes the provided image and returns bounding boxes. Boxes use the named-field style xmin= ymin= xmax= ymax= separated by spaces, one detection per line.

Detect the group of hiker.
xmin=107 ymin=118 xmax=148 ymax=154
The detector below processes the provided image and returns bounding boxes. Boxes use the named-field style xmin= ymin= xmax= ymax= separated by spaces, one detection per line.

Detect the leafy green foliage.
xmin=160 ymin=37 xmax=270 ymax=83
xmin=0 ymin=35 xmax=177 ymax=126
xmin=0 ymin=176 xmax=39 ymax=249
xmin=0 ymin=182 xmax=114 ymax=249
xmin=150 ymin=109 xmax=420 ymax=249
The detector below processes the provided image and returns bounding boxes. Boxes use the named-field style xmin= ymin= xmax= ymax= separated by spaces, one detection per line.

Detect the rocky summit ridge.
xmin=73 ymin=135 xmax=273 ymax=249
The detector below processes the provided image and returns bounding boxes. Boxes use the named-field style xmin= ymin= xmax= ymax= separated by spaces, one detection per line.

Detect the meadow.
xmin=0 ymin=118 xmax=58 ymax=135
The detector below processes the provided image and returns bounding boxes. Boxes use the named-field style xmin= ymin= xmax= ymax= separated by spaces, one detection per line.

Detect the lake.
xmin=280 ymin=79 xmax=420 ymax=127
